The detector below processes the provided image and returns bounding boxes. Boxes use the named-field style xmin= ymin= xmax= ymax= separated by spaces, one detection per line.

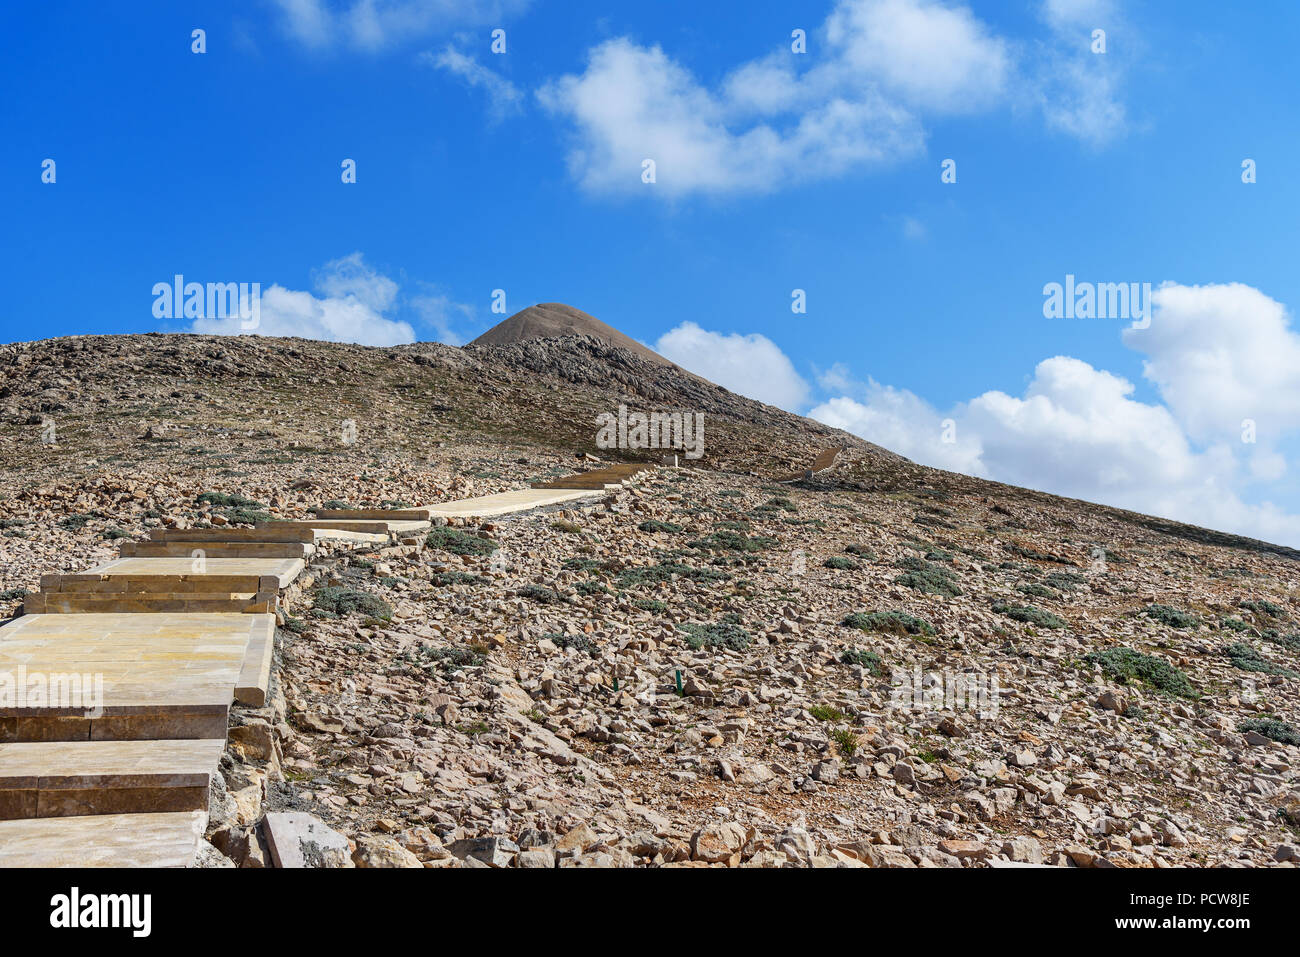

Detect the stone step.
xmin=312 ymin=508 xmax=434 ymax=521
xmin=264 ymin=518 xmax=430 ymax=534
xmin=153 ymin=525 xmax=390 ymax=545
xmin=44 ymin=557 xmax=305 ymax=591
xmin=531 ymin=464 xmax=653 ymax=490
xmin=153 ymin=526 xmax=318 ymax=543
xmin=0 ymin=810 xmax=207 ymax=866
xmin=24 ymin=592 xmax=277 ymax=615
xmin=121 ymin=540 xmax=314 ymax=559
xmin=0 ymin=738 xmax=225 ymax=820
xmin=773 ymin=446 xmax=844 ymax=483
xmin=0 ymin=613 xmax=268 ymax=741
xmin=424 ymin=488 xmax=603 ymax=519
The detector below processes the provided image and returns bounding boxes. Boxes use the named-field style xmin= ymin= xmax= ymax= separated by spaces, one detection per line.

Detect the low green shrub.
xmin=312 ymin=587 xmax=392 ymax=621
xmin=842 ymin=610 xmax=935 ymax=637
xmin=1084 ymin=646 xmax=1198 ymax=699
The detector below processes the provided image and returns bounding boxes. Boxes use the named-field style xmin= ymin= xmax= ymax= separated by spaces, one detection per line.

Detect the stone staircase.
xmin=773 ymin=446 xmax=844 ymax=484
xmin=0 ymin=466 xmax=651 ymax=866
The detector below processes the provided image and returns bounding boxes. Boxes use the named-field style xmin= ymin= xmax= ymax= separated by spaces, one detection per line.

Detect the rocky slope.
xmin=0 ymin=327 xmax=1297 ymax=868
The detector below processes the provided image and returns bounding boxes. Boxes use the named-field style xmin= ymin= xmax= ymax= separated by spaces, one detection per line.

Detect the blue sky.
xmin=4 ymin=1 xmax=1300 ymax=544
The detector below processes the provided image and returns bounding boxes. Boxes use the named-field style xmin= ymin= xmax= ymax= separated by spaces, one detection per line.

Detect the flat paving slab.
xmin=0 ymin=613 xmax=271 ymax=739
xmin=153 ymin=526 xmax=386 ymax=545
xmin=121 ymin=540 xmax=315 ymax=559
xmin=55 ymin=557 xmax=305 ymax=589
xmin=265 ymin=519 xmax=429 ymax=534
xmin=424 ymin=488 xmax=603 ymax=518
xmin=0 ymin=738 xmax=224 ymax=819
xmin=313 ymin=508 xmax=434 ymax=521
xmin=0 ymin=810 xmax=206 ymax=866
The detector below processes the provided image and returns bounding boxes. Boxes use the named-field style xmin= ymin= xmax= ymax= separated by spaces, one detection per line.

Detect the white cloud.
xmin=670 ymin=281 xmax=1300 ymax=545
xmin=823 ymin=0 xmax=1011 ymax=112
xmin=1031 ymin=0 xmax=1128 ymax=144
xmin=1125 ymin=282 xmax=1300 ymax=449
xmin=812 ymin=388 xmax=982 ymax=473
xmin=424 ymin=45 xmax=522 ymax=120
xmin=273 ymin=0 xmax=530 ymax=51
xmin=655 ymin=321 xmax=810 ymax=411
xmin=191 ymin=253 xmax=416 ymax=346
xmin=538 ymin=0 xmax=1127 ymax=198
xmin=810 ymin=354 xmax=1300 ymax=545
xmin=311 ymin=251 xmax=398 ymax=312
xmin=538 ymin=37 xmax=923 ymax=197
xmin=411 ymin=289 xmax=476 ymax=345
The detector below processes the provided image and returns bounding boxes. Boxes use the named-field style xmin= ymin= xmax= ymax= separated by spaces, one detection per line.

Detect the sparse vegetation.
xmin=823 ymin=555 xmax=859 ymax=570
xmin=1017 ymin=583 xmax=1058 ymax=599
xmin=431 ymin=570 xmax=488 ymax=587
xmin=1084 ymin=646 xmax=1198 ymax=699
xmin=1240 ymin=599 xmax=1287 ymax=620
xmin=547 ymin=632 xmax=599 ymax=657
xmin=415 ymin=644 xmax=488 ymax=674
xmin=425 ymin=527 xmax=497 ymax=556
xmin=893 ymin=557 xmax=962 ymax=598
xmin=842 ymin=610 xmax=935 ymax=636
xmin=993 ymin=601 xmax=1066 ymax=630
xmin=1145 ymin=604 xmax=1199 ymax=629
xmin=196 ymin=491 xmax=264 ymax=509
xmin=686 ymin=530 xmax=778 ymax=553
xmin=808 ymin=704 xmax=845 ymax=722
xmin=839 ymin=647 xmax=884 ymax=675
xmin=617 ymin=562 xmax=731 ymax=589
xmin=679 ymin=619 xmax=751 ymax=651
xmin=518 ymin=584 xmax=562 ymax=604
xmin=311 ymin=587 xmax=392 ymax=622
xmin=829 ymin=727 xmax=858 ymax=758
xmin=1238 ymin=717 xmax=1300 ymax=746
xmin=638 ymin=520 xmax=682 ymax=534
xmin=1222 ymin=642 xmax=1297 ymax=677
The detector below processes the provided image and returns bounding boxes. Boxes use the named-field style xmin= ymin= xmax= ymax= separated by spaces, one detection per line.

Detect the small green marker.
xmin=675 ymin=669 xmax=683 ymax=695
xmin=612 ymin=677 xmax=619 ymax=692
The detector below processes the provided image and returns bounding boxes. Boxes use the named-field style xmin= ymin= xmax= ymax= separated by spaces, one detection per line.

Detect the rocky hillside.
xmin=0 ymin=324 xmax=1298 ymax=869
xmin=0 ymin=329 xmax=885 ymax=487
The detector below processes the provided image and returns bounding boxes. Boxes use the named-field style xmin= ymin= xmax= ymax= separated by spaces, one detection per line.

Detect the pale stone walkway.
xmin=0 ymin=462 xmax=653 ymax=865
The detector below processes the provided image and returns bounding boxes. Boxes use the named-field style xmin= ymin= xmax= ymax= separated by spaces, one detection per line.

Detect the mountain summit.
xmin=468 ymin=303 xmax=674 ymax=368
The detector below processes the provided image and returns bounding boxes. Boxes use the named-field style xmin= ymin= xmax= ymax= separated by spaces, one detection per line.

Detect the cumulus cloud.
xmin=538 ymin=38 xmax=924 ymax=197
xmin=812 ymin=387 xmax=982 ymax=473
xmin=822 ymin=0 xmax=1011 ymax=112
xmin=538 ymin=0 xmax=1128 ymax=197
xmin=1126 ymin=282 xmax=1300 ymax=450
xmin=191 ymin=253 xmax=416 ymax=346
xmin=310 ymin=251 xmax=398 ymax=312
xmin=810 ymin=353 xmax=1300 ymax=545
xmin=424 ymin=45 xmax=522 ymax=121
xmin=273 ymin=0 xmax=530 ymax=51
xmin=697 ymin=279 xmax=1300 ymax=547
xmin=655 ymin=322 xmax=810 ymax=411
